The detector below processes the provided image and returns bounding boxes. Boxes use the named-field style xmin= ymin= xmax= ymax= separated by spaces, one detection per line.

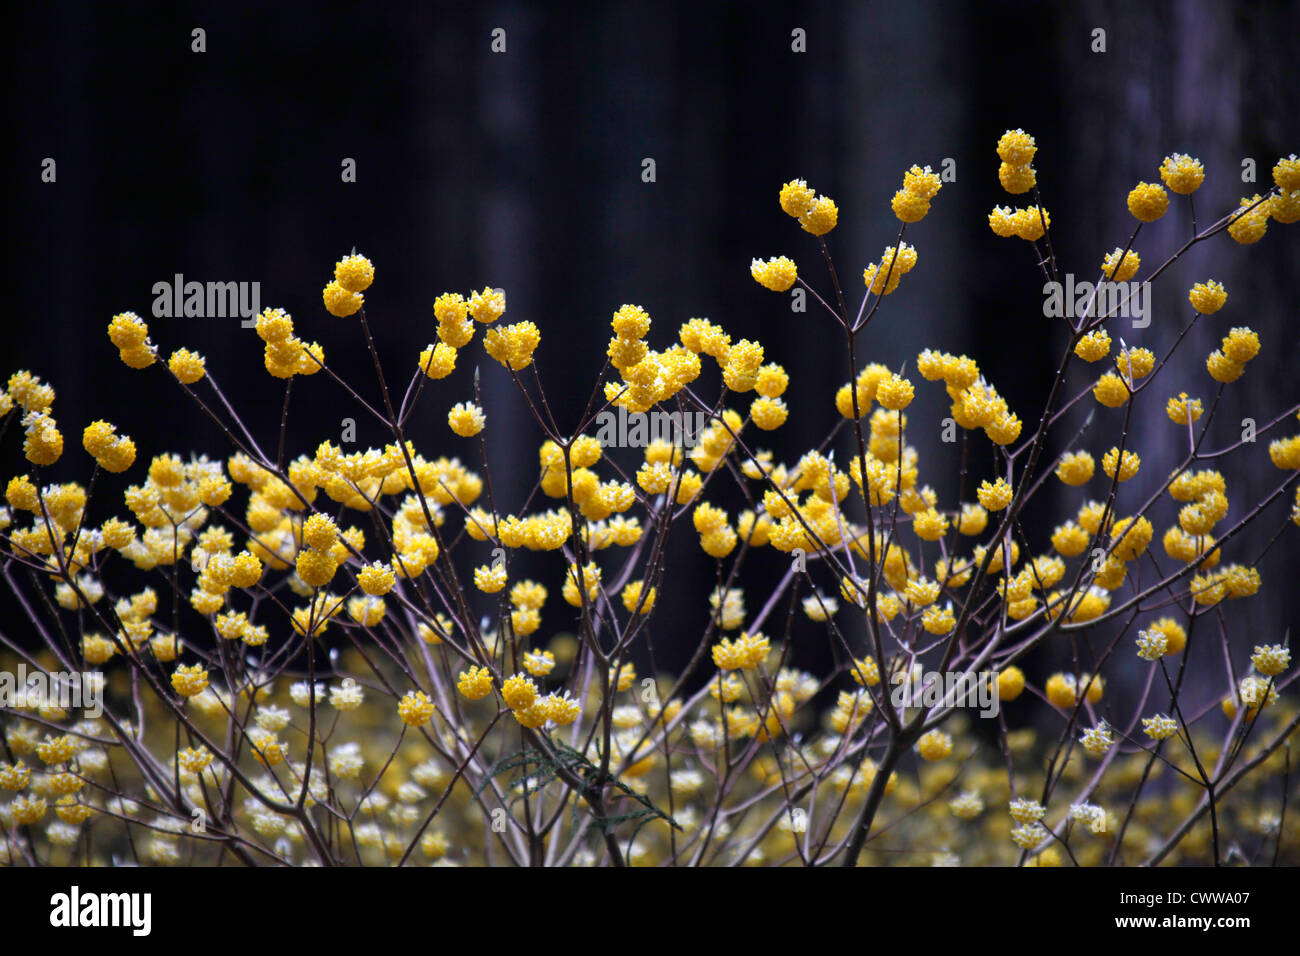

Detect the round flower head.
xmin=800 ymin=195 xmax=838 ymax=235
xmin=891 ymin=190 xmax=929 ymax=223
xmin=1092 ymin=372 xmax=1129 ymax=407
xmin=988 ymin=206 xmax=1016 ymax=237
xmin=521 ymin=649 xmax=556 ymax=677
xmin=903 ymin=164 xmax=942 ymax=200
xmin=998 ymin=162 xmax=1036 ymax=194
xmin=1221 ymin=327 xmax=1260 ymax=364
xmin=779 ymin=179 xmax=815 ymax=219
xmin=484 ymin=321 xmax=541 ymax=370
xmin=171 ymin=664 xmax=209 ymax=698
xmin=469 ymin=287 xmax=507 ymax=324
xmin=457 ymin=666 xmax=493 ymax=700
xmin=1270 ymin=189 xmax=1300 ymax=224
xmin=754 ymin=364 xmax=789 ymax=398
xmin=1142 ymin=714 xmax=1178 ymax=740
xmin=913 ymin=508 xmax=949 ymax=540
xmin=255 ymin=307 xmax=295 ymax=343
xmin=1166 ymin=392 xmax=1203 ymax=425
xmin=357 ymin=562 xmax=395 ymax=596
xmin=119 ymin=345 xmax=156 ymax=369
xmin=1070 ymin=803 xmax=1108 ymax=834
xmin=23 ymin=412 xmax=63 ymax=466
xmin=1206 ymin=350 xmax=1244 ymax=384
xmin=473 ymin=563 xmax=507 ymax=593
xmin=996 ymin=666 xmax=1025 ymax=701
xmin=949 ymin=791 xmax=984 ymax=819
xmin=1101 ymin=446 xmax=1140 ymax=482
xmin=11 ymin=794 xmax=47 ymax=825
xmin=1055 ymin=451 xmax=1095 ymax=486
xmin=322 ymin=280 xmax=363 ymax=317
xmin=850 ymin=656 xmax=880 ymax=687
xmin=1101 ymin=247 xmax=1141 ymax=282
xmin=1270 ymin=436 xmax=1300 ymax=470
xmin=1126 ymin=182 xmax=1169 ymax=222
xmin=1074 ymin=329 xmax=1111 ymax=362
xmin=395 ymin=689 xmax=435 ymax=725
xmin=1011 ymin=206 xmax=1050 ymax=240
xmin=750 ymin=256 xmax=798 ymax=292
xmin=997 ymin=129 xmax=1036 ymax=166
xmin=1009 ymin=797 xmax=1045 ymax=824
xmin=863 ymin=261 xmax=901 ymax=295
xmin=419 ymin=342 xmax=457 ymax=380
xmin=916 ymin=730 xmax=953 ymax=761
xmin=1135 ymin=628 xmax=1167 ymax=661
xmin=1044 ymin=672 xmax=1077 ymax=708
xmin=1082 ymin=674 xmax=1105 ymax=703
xmin=1251 ymin=644 xmax=1290 ymax=677
xmin=608 ymin=304 xmax=651 ymax=342
xmin=82 ymin=422 xmax=137 ymax=473
xmin=1237 ymin=675 xmax=1279 ymax=712
xmin=1187 ymin=279 xmax=1227 ymax=314
xmin=296 ymin=548 xmax=338 ymax=588
xmin=334 ymin=254 xmax=375 ymax=293
xmin=1011 ymin=822 xmax=1050 ymax=851
xmin=977 ymin=477 xmax=1013 ymax=511
xmin=542 ymin=692 xmax=580 ymax=726
xmin=1228 ymin=195 xmax=1271 ymax=244
xmin=448 ymin=401 xmax=486 ymax=437
xmin=1274 ymin=155 xmax=1300 ymax=191
xmin=168 ymin=348 xmax=206 ymax=384
xmin=876 ymin=373 xmax=914 ymax=410
xmin=1114 ymin=347 xmax=1153 ymax=380
xmin=1158 ymin=154 xmax=1204 ymax=194
xmin=750 ymin=396 xmax=788 ymax=430
xmin=108 ymin=312 xmax=150 ymax=349
xmin=301 ymin=514 xmax=338 ymax=551
xmin=501 ymin=673 xmax=538 ymax=711
xmin=882 ymin=241 xmax=919 ymax=273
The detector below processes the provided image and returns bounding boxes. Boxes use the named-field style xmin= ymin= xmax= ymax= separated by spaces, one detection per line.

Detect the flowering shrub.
xmin=2 ymin=135 xmax=1298 ymax=867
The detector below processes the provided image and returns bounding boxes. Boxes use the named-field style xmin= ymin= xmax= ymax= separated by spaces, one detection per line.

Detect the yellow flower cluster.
xmin=750 ymin=255 xmax=798 ymax=292
xmin=1206 ymin=327 xmax=1260 ymax=383
xmin=1159 ymin=153 xmax=1205 ymax=194
xmin=82 ymin=420 xmax=137 ymax=473
xmin=779 ymin=178 xmax=838 ymax=235
xmin=603 ymin=305 xmax=701 ymax=414
xmin=1228 ymin=194 xmax=1272 ymax=244
xmin=711 ymin=631 xmax=770 ymax=670
xmin=447 ymin=401 xmax=486 ymax=437
xmin=4 ymin=132 xmax=1297 ymax=871
xmin=892 ymin=164 xmax=943 ymax=222
xmin=863 ymin=242 xmax=918 ymax=295
xmin=1101 ymin=247 xmax=1141 ymax=281
xmin=254 ymin=307 xmax=326 ymax=379
xmin=997 ymin=129 xmax=1037 ymax=196
xmin=322 ymin=253 xmax=374 ymax=317
xmin=1126 ymin=182 xmax=1170 ymax=222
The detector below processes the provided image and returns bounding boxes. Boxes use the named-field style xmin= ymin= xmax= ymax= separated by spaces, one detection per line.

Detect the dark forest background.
xmin=6 ymin=1 xmax=1299 ymax=724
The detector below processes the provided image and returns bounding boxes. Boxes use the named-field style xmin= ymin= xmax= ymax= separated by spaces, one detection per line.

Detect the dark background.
xmin=6 ymin=1 xmax=1299 ymax=715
